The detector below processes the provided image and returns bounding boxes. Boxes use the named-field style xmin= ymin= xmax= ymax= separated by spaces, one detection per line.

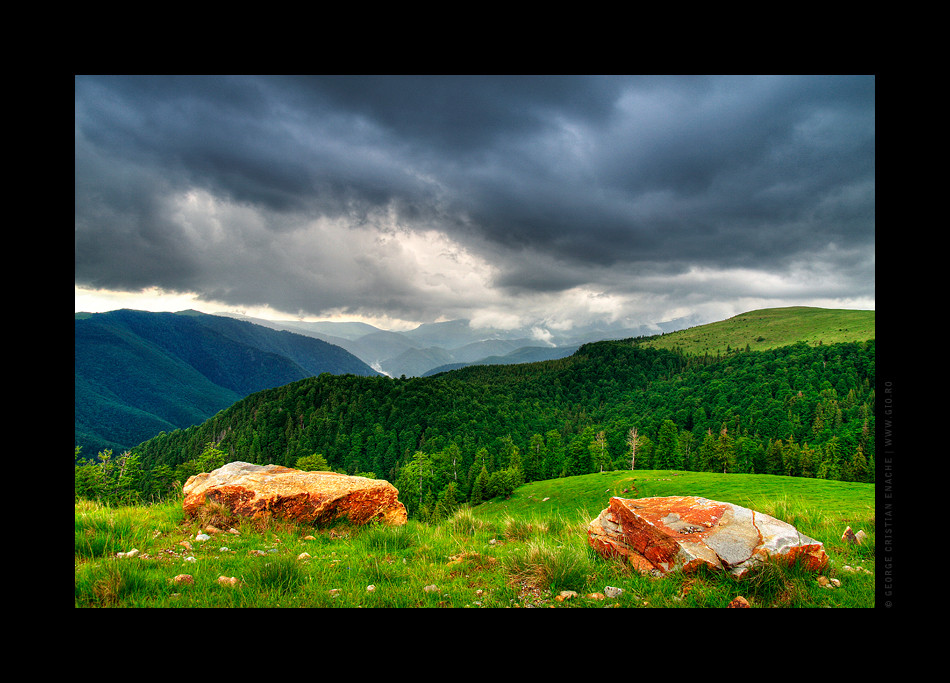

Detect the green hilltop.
xmin=640 ymin=306 xmax=874 ymax=356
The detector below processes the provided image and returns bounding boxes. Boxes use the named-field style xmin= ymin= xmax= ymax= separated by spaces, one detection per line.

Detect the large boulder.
xmin=183 ymin=461 xmax=407 ymax=526
xmin=588 ymin=495 xmax=828 ymax=577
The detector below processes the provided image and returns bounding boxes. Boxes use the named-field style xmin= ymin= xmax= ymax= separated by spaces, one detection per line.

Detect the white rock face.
xmin=588 ymin=495 xmax=829 ymax=577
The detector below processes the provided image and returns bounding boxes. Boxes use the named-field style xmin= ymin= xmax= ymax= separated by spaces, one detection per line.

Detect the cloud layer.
xmin=75 ymin=75 xmax=875 ymax=329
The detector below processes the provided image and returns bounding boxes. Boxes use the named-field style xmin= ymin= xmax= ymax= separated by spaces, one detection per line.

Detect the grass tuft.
xmin=502 ymin=539 xmax=594 ymax=594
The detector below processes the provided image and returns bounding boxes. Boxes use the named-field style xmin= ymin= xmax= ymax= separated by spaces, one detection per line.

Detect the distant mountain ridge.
xmin=216 ymin=313 xmax=699 ymax=378
xmin=75 ymin=309 xmax=379 ymax=456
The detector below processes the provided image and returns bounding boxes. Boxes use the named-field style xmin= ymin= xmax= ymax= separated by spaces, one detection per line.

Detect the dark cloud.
xmin=75 ymin=75 xmax=874 ymax=325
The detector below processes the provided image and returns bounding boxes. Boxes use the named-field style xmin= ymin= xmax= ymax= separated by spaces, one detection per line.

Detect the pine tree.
xmin=799 ymin=443 xmax=816 ymax=478
xmin=781 ymin=435 xmax=801 ymax=477
xmin=698 ymin=430 xmax=717 ymax=472
xmin=395 ymin=451 xmax=434 ymax=518
xmin=850 ymin=444 xmax=869 ymax=482
xmin=677 ymin=431 xmax=694 ymax=470
xmin=116 ymin=451 xmax=145 ymax=505
xmin=824 ymin=436 xmax=843 ymax=481
xmin=543 ymin=430 xmax=565 ymax=478
xmin=590 ymin=431 xmax=609 ymax=472
xmin=765 ymin=439 xmax=784 ymax=475
xmin=525 ymin=433 xmax=545 ymax=481
xmin=714 ymin=424 xmax=736 ymax=473
xmin=654 ymin=420 xmax=680 ymax=470
xmin=435 ymin=481 xmax=461 ymax=521
xmin=468 ymin=448 xmax=491 ymax=488
xmin=470 ymin=465 xmax=490 ymax=504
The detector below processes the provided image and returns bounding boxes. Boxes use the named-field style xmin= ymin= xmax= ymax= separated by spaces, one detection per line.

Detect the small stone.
xmin=329 ymin=589 xmax=341 ymax=597
xmin=303 ymin=535 xmax=316 ymax=541
xmin=727 ymin=596 xmax=750 ymax=608
xmin=366 ymin=585 xmax=376 ymax=592
xmin=171 ymin=574 xmax=194 ymax=585
xmin=219 ymin=547 xmax=230 ymax=552
xmin=587 ymin=592 xmax=606 ymax=600
xmin=217 ymin=576 xmax=240 ymax=586
xmin=423 ymin=584 xmax=439 ymax=593
xmin=842 ymin=526 xmax=857 ymax=544
xmin=116 ymin=548 xmax=140 ymax=559
xmin=205 ymin=526 xmax=223 ymax=534
xmin=604 ymin=586 xmax=623 ymax=598
xmin=184 ymin=556 xmax=197 ymax=563
xmin=854 ymin=530 xmax=868 ymax=545
xmin=179 ymin=540 xmax=193 ymax=551
xmin=228 ymin=528 xmax=240 ymax=535
xmin=297 ymin=552 xmax=311 ymax=561
xmin=195 ymin=533 xmax=211 ymax=542
xmin=555 ymin=590 xmax=578 ymax=602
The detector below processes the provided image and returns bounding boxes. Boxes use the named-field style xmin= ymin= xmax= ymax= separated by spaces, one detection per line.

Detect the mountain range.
xmin=215 ymin=313 xmax=700 ymax=378
xmin=75 ymin=309 xmax=379 ymax=456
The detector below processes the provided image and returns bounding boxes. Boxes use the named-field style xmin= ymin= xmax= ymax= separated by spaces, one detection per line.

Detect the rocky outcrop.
xmin=183 ymin=461 xmax=407 ymax=526
xmin=588 ymin=495 xmax=828 ymax=577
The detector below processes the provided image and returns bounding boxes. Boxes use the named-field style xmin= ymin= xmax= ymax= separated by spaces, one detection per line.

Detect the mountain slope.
xmin=640 ymin=306 xmax=875 ymax=355
xmin=75 ymin=310 xmax=379 ymax=456
xmin=423 ymin=343 xmax=581 ymax=376
xmin=130 ymin=307 xmax=875 ymax=498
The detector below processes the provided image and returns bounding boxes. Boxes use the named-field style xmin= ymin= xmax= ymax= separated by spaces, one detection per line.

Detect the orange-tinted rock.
xmin=727 ymin=596 xmax=750 ymax=608
xmin=587 ymin=495 xmax=828 ymax=577
xmin=183 ymin=461 xmax=407 ymax=526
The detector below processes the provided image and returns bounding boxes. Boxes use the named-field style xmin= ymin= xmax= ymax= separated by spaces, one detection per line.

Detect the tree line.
xmin=76 ymin=339 xmax=876 ymax=517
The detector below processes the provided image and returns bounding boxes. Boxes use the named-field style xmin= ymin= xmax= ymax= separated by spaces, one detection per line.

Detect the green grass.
xmin=640 ymin=306 xmax=875 ymax=355
xmin=75 ymin=470 xmax=876 ymax=608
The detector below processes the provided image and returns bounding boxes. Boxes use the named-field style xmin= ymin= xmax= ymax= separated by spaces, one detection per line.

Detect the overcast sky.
xmin=75 ymin=75 xmax=875 ymax=332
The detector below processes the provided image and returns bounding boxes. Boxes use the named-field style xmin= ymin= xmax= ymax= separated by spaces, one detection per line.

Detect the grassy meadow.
xmin=75 ymin=469 xmax=876 ymax=608
xmin=641 ymin=306 xmax=875 ymax=355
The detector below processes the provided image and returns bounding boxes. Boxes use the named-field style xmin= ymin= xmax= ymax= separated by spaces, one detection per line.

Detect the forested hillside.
xmin=122 ymin=336 xmax=875 ymax=519
xmin=75 ymin=309 xmax=379 ymax=455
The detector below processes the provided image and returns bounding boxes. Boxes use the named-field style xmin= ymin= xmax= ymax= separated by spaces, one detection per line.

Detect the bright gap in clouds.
xmin=76 ymin=189 xmax=873 ymax=334
xmin=73 ymin=285 xmax=421 ymax=330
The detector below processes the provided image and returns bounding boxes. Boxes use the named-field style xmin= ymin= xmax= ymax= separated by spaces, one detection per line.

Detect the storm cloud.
xmin=75 ymin=75 xmax=875 ymax=329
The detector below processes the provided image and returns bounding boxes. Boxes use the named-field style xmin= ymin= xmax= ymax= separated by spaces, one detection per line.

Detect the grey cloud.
xmin=74 ymin=75 xmax=874 ymax=323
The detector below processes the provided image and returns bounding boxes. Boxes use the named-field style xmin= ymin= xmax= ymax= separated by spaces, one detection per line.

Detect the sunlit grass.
xmin=75 ymin=470 xmax=875 ymax=608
